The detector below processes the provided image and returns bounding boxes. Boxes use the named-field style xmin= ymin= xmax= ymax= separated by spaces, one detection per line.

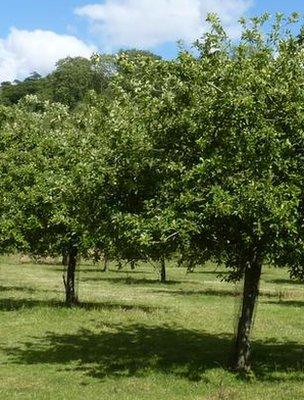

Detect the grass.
xmin=0 ymin=256 xmax=304 ymax=399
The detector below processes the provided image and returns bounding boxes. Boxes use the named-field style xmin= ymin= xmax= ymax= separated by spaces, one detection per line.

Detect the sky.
xmin=1 ymin=0 xmax=304 ymax=82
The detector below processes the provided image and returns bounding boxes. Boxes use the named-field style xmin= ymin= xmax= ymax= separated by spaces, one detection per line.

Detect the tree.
xmin=46 ymin=57 xmax=97 ymax=108
xmin=99 ymin=13 xmax=304 ymax=373
xmin=0 ymin=95 xmax=110 ymax=306
xmin=0 ymin=72 xmax=46 ymax=105
xmin=46 ymin=54 xmax=121 ymax=107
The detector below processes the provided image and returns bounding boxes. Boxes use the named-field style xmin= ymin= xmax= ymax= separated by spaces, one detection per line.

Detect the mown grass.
xmin=0 ymin=255 xmax=304 ymax=400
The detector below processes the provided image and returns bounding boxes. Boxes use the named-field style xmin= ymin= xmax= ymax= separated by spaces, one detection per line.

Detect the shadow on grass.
xmin=2 ymin=323 xmax=304 ymax=382
xmin=266 ymin=278 xmax=303 ymax=286
xmin=50 ymin=267 xmax=111 ymax=273
xmin=0 ymin=284 xmax=62 ymax=295
xmin=154 ymin=288 xmax=286 ymax=299
xmin=192 ymin=270 xmax=229 ymax=275
xmin=0 ymin=285 xmax=36 ymax=293
xmin=266 ymin=299 xmax=304 ymax=307
xmin=154 ymin=288 xmax=240 ymax=298
xmin=49 ymin=267 xmax=154 ymax=274
xmin=111 ymin=269 xmax=154 ymax=275
xmin=81 ymin=276 xmax=180 ymax=285
xmin=0 ymin=298 xmax=161 ymax=313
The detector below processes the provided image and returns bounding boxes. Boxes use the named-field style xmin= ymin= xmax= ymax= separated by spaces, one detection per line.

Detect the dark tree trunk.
xmin=130 ymin=260 xmax=135 ymax=270
xmin=160 ymin=258 xmax=166 ymax=283
xmin=63 ymin=246 xmax=78 ymax=307
xmin=232 ymin=252 xmax=262 ymax=372
xmin=186 ymin=260 xmax=195 ymax=273
xmin=102 ymin=254 xmax=109 ymax=272
xmin=62 ymin=252 xmax=68 ymax=266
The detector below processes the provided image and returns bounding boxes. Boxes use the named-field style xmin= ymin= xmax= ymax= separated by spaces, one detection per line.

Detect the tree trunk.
xmin=130 ymin=260 xmax=135 ymax=270
xmin=160 ymin=258 xmax=166 ymax=283
xmin=64 ymin=246 xmax=78 ymax=307
xmin=232 ymin=252 xmax=262 ymax=372
xmin=62 ymin=252 xmax=68 ymax=266
xmin=102 ymin=253 xmax=109 ymax=272
xmin=186 ymin=260 xmax=195 ymax=273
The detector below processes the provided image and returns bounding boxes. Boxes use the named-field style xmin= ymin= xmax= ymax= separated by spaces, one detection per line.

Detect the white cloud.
xmin=75 ymin=0 xmax=252 ymax=49
xmin=0 ymin=28 xmax=96 ymax=82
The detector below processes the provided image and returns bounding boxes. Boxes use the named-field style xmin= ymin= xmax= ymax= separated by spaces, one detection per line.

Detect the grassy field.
xmin=0 ymin=256 xmax=304 ymax=400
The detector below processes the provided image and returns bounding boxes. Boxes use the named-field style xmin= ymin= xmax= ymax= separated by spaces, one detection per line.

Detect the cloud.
xmin=0 ymin=28 xmax=96 ymax=82
xmin=75 ymin=0 xmax=252 ymax=49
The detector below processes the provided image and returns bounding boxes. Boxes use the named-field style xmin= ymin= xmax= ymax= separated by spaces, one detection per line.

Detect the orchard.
xmin=1 ymin=13 xmax=304 ymax=391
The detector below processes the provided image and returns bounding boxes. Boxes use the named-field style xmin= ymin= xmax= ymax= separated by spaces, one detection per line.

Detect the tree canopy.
xmin=89 ymin=13 xmax=304 ymax=371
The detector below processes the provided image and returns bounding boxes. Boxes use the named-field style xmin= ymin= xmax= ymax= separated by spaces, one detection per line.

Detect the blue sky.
xmin=1 ymin=0 xmax=304 ymax=82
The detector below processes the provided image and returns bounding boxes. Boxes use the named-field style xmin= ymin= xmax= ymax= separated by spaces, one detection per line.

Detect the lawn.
xmin=0 ymin=255 xmax=304 ymax=400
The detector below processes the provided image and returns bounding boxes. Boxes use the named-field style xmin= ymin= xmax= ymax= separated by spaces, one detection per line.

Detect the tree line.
xmin=1 ymin=13 xmax=304 ymax=374
xmin=0 ymin=50 xmax=161 ymax=108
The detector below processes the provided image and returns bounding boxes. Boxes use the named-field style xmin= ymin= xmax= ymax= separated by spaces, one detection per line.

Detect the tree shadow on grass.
xmin=0 ymin=298 xmax=161 ymax=313
xmin=1 ymin=323 xmax=304 ymax=382
xmin=154 ymin=288 xmax=240 ymax=298
xmin=265 ymin=278 xmax=304 ymax=286
xmin=0 ymin=285 xmax=62 ymax=295
xmin=110 ymin=269 xmax=154 ymax=275
xmin=0 ymin=298 xmax=63 ymax=311
xmin=0 ymin=285 xmax=36 ymax=293
xmin=153 ymin=288 xmax=285 ymax=300
xmin=192 ymin=270 xmax=229 ymax=276
xmin=81 ymin=276 xmax=180 ymax=285
xmin=266 ymin=299 xmax=304 ymax=307
xmin=50 ymin=267 xmax=108 ymax=273
xmin=50 ymin=267 xmax=154 ymax=274
xmin=1 ymin=324 xmax=231 ymax=381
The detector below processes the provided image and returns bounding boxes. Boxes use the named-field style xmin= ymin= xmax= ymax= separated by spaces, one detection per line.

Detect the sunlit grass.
xmin=0 ymin=255 xmax=304 ymax=399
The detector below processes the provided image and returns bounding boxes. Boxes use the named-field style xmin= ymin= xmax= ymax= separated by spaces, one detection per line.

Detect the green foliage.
xmin=0 ymin=97 xmax=70 ymax=254
xmin=0 ymin=95 xmax=106 ymax=258
xmin=102 ymin=13 xmax=304 ymax=279
xmin=47 ymin=56 xmax=103 ymax=108
xmin=0 ymin=51 xmax=162 ymax=108
xmin=0 ymin=72 xmax=46 ymax=105
xmin=2 ymin=13 xmax=304 ymax=282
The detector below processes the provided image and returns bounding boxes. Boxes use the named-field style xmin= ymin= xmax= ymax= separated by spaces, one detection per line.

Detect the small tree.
xmin=0 ymin=95 xmax=109 ymax=306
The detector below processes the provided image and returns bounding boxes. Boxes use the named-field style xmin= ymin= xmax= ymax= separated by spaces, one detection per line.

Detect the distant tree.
xmin=24 ymin=72 xmax=42 ymax=81
xmin=46 ymin=57 xmax=97 ymax=108
xmin=1 ymin=81 xmax=12 ymax=87
xmin=0 ymin=72 xmax=45 ymax=105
